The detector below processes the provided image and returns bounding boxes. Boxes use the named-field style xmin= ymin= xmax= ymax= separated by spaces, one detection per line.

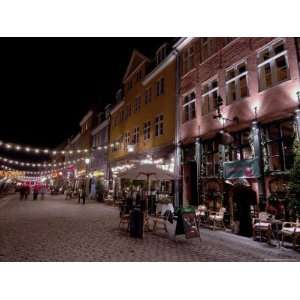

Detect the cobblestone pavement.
xmin=0 ymin=194 xmax=300 ymax=262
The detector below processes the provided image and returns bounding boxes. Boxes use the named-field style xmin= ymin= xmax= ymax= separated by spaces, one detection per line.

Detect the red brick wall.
xmin=180 ymin=37 xmax=300 ymax=142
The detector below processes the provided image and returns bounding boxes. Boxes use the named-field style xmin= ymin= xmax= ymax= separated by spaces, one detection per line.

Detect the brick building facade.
xmin=174 ymin=37 xmax=300 ymax=230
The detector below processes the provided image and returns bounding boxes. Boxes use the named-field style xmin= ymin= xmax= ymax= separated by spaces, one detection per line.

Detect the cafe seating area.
xmin=195 ymin=205 xmax=227 ymax=231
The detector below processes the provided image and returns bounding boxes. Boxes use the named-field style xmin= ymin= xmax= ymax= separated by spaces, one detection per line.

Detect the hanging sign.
xmin=223 ymin=158 xmax=260 ymax=179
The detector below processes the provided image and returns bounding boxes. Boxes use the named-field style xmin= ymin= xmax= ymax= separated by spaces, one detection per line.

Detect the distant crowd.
xmin=18 ymin=184 xmax=48 ymax=200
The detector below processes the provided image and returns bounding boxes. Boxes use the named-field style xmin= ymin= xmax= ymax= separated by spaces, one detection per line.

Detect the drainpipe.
xmin=173 ymin=48 xmax=182 ymax=208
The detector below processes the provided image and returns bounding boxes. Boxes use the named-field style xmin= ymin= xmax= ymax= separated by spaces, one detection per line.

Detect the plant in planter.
xmin=287 ymin=138 xmax=300 ymax=220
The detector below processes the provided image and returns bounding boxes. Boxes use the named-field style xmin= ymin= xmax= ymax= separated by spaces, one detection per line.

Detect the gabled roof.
xmin=122 ymin=49 xmax=149 ymax=82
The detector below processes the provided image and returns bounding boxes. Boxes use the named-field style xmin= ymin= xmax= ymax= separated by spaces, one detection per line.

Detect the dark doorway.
xmin=187 ymin=161 xmax=198 ymax=206
xmin=232 ymin=185 xmax=257 ymax=237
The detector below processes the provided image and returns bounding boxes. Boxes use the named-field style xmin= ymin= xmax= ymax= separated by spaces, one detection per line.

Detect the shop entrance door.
xmin=232 ymin=185 xmax=257 ymax=237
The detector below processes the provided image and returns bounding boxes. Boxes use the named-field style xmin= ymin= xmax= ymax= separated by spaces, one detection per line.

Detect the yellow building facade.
xmin=109 ymin=47 xmax=176 ymax=166
xmin=108 ymin=46 xmax=177 ymax=198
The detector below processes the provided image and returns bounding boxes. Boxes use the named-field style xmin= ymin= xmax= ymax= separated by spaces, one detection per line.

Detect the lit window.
xmin=143 ymin=121 xmax=151 ymax=140
xmin=183 ymin=91 xmax=196 ymax=122
xmin=155 ymin=114 xmax=164 ymax=136
xmin=263 ymin=120 xmax=295 ymax=172
xmin=201 ymin=78 xmax=218 ymax=115
xmin=257 ymin=39 xmax=289 ymax=91
xmin=124 ymin=132 xmax=131 ymax=150
xmin=132 ymin=127 xmax=140 ymax=144
xmin=226 ymin=61 xmax=248 ymax=104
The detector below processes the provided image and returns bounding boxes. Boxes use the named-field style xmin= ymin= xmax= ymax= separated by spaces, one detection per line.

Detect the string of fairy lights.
xmin=0 ymin=138 xmax=120 ymax=180
xmin=0 ymin=139 xmax=113 ymax=155
xmin=0 ymin=155 xmax=89 ymax=168
xmin=0 ymin=164 xmax=71 ymax=175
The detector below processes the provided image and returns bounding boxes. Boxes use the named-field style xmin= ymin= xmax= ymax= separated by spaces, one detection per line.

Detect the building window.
xmin=182 ymin=46 xmax=194 ymax=74
xmin=143 ymin=121 xmax=151 ymax=140
xmin=257 ymin=39 xmax=289 ymax=91
xmin=133 ymin=96 xmax=141 ymax=113
xmin=155 ymin=114 xmax=164 ymax=136
xmin=226 ymin=61 xmax=248 ymax=104
xmin=263 ymin=119 xmax=295 ymax=172
xmin=202 ymin=140 xmax=220 ymax=177
xmin=156 ymin=78 xmax=165 ymax=96
xmin=132 ymin=127 xmax=140 ymax=144
xmin=124 ymin=132 xmax=131 ymax=150
xmin=144 ymin=87 xmax=152 ymax=104
xmin=201 ymin=37 xmax=215 ymax=62
xmin=156 ymin=45 xmax=167 ymax=65
xmin=201 ymin=78 xmax=218 ymax=115
xmin=183 ymin=91 xmax=196 ymax=122
xmin=225 ymin=130 xmax=252 ymax=161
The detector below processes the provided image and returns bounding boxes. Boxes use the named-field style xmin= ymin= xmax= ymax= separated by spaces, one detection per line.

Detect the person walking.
xmin=40 ymin=185 xmax=46 ymax=200
xmin=24 ymin=185 xmax=30 ymax=200
xmin=33 ymin=185 xmax=39 ymax=200
xmin=81 ymin=185 xmax=86 ymax=205
xmin=78 ymin=187 xmax=82 ymax=203
xmin=19 ymin=185 xmax=25 ymax=200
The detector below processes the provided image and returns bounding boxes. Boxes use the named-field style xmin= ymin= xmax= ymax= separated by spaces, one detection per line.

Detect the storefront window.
xmin=263 ymin=119 xmax=295 ymax=172
xmin=225 ymin=130 xmax=252 ymax=161
xmin=202 ymin=140 xmax=220 ymax=177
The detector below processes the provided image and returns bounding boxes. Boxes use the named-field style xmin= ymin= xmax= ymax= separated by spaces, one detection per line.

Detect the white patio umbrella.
xmin=119 ymin=163 xmax=174 ymax=213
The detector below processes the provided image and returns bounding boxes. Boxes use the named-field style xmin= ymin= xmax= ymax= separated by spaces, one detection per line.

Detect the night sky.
xmin=0 ymin=37 xmax=175 ymax=150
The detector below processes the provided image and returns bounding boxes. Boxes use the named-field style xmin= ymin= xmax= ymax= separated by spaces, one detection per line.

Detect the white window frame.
xmin=257 ymin=39 xmax=290 ymax=91
xmin=155 ymin=114 xmax=164 ymax=136
xmin=182 ymin=90 xmax=196 ymax=122
xmin=201 ymin=77 xmax=219 ymax=115
xmin=132 ymin=127 xmax=140 ymax=144
xmin=124 ymin=132 xmax=130 ymax=150
xmin=183 ymin=45 xmax=194 ymax=74
xmin=225 ymin=60 xmax=249 ymax=104
xmin=143 ymin=121 xmax=151 ymax=140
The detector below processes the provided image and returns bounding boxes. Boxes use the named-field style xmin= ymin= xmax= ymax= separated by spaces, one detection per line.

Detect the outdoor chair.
xmin=208 ymin=207 xmax=226 ymax=230
xmin=152 ymin=210 xmax=171 ymax=233
xmin=195 ymin=205 xmax=208 ymax=226
xmin=252 ymin=212 xmax=272 ymax=244
xmin=280 ymin=221 xmax=300 ymax=250
xmin=119 ymin=212 xmax=130 ymax=231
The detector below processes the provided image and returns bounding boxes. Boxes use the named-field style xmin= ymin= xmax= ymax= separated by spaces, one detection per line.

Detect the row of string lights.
xmin=0 ymin=139 xmax=120 ymax=155
xmin=0 ymin=155 xmax=89 ymax=168
xmin=1 ymin=164 xmax=75 ymax=175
